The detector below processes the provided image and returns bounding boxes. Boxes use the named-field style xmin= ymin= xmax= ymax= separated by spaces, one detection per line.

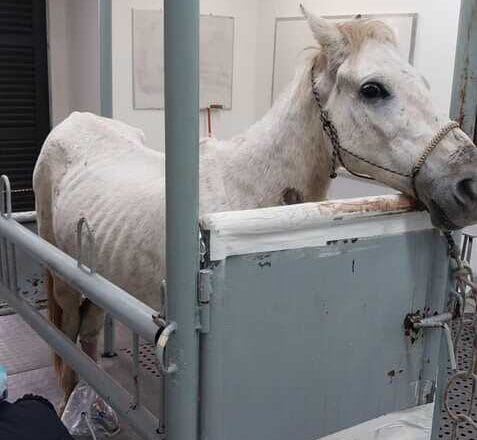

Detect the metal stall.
xmin=198 ymin=196 xmax=454 ymax=440
xmin=432 ymin=1 xmax=477 ymax=439
xmin=0 ymin=1 xmax=475 ymax=440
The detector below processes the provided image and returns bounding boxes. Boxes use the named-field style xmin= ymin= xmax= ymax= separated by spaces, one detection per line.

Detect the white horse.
xmin=33 ymin=8 xmax=477 ymax=401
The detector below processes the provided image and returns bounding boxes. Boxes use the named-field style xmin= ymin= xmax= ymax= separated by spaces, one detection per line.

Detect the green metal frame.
xmin=164 ymin=2 xmax=200 ymax=440
xmin=450 ymin=0 xmax=477 ymax=140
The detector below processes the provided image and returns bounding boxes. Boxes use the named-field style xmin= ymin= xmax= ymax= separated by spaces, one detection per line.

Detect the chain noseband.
xmin=311 ymin=66 xmax=460 ymax=198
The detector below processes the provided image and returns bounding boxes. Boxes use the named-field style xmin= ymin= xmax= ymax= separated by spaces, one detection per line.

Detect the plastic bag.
xmin=320 ymin=403 xmax=433 ymax=440
xmin=61 ymin=379 xmax=120 ymax=439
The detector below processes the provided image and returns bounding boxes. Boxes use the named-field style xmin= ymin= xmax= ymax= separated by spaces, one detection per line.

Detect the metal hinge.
xmin=197 ymin=269 xmax=212 ymax=334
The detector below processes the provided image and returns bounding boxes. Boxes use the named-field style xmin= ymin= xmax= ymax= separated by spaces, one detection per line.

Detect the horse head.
xmin=302 ymin=6 xmax=477 ymax=230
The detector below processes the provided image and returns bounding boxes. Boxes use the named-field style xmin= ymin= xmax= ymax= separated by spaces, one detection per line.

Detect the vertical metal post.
xmin=102 ymin=313 xmax=116 ymax=357
xmin=450 ymin=0 xmax=477 ymax=139
xmin=164 ymin=1 xmax=200 ymax=440
xmin=99 ymin=0 xmax=116 ymax=358
xmin=99 ymin=0 xmax=113 ymax=118
xmin=132 ymin=332 xmax=141 ymax=408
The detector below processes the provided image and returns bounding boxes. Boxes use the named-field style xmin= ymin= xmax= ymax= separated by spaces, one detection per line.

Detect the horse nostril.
xmin=456 ymin=178 xmax=477 ymax=204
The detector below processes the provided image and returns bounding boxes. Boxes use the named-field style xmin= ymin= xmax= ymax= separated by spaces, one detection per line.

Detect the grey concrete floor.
xmin=0 ymin=312 xmax=162 ymax=440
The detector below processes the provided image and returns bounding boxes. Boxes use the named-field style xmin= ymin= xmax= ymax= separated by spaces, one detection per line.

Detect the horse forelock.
xmin=337 ymin=19 xmax=397 ymax=52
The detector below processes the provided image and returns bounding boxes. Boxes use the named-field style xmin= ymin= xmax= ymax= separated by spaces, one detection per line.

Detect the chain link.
xmin=311 ymin=65 xmax=409 ymax=181
xmin=1 ymin=188 xmax=33 ymax=194
xmin=443 ymin=232 xmax=477 ymax=438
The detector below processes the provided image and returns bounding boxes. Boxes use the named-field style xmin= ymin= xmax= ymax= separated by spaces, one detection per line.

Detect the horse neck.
xmin=220 ymin=63 xmax=332 ymax=210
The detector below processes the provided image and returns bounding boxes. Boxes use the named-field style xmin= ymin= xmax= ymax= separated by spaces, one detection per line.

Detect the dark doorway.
xmin=0 ymin=0 xmax=50 ymax=212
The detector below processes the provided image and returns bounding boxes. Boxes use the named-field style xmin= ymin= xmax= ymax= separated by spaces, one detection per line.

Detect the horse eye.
xmin=360 ymin=82 xmax=390 ymax=100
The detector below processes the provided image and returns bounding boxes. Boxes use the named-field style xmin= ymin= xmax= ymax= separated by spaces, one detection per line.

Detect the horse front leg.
xmin=79 ymin=299 xmax=105 ymax=363
xmin=51 ymin=277 xmax=82 ymax=413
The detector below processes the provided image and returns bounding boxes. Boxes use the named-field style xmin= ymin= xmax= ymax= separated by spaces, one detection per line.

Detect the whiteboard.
xmin=133 ymin=10 xmax=234 ymax=110
xmin=272 ymin=14 xmax=418 ymax=103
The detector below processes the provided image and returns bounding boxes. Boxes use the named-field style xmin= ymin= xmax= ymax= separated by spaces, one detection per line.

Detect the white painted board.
xmin=272 ymin=14 xmax=418 ymax=103
xmin=133 ymin=10 xmax=234 ymax=110
xmin=133 ymin=10 xmax=164 ymax=109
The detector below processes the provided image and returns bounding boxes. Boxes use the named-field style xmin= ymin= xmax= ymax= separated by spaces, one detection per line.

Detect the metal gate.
xmin=199 ymin=196 xmax=451 ymax=440
xmin=0 ymin=1 xmax=476 ymax=440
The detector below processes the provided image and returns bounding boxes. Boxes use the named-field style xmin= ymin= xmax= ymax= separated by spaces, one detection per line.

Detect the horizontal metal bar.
xmin=11 ymin=211 xmax=36 ymax=223
xmin=0 ymin=284 xmax=160 ymax=440
xmin=414 ymin=312 xmax=453 ymax=328
xmin=0 ymin=216 xmax=159 ymax=343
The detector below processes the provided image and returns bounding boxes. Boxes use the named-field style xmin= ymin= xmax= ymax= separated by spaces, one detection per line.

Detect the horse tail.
xmin=47 ymin=271 xmax=63 ymax=375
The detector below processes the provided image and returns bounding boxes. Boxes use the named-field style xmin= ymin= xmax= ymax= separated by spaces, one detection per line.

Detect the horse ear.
xmin=300 ymin=4 xmax=347 ymax=71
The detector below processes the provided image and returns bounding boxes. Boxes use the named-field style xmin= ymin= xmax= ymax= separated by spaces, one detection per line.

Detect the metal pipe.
xmin=413 ymin=313 xmax=457 ymax=371
xmin=103 ymin=313 xmax=117 ymax=358
xmin=99 ymin=0 xmax=113 ymax=118
xmin=132 ymin=332 xmax=141 ymax=408
xmin=0 ymin=216 xmax=159 ymax=343
xmin=164 ymin=1 xmax=200 ymax=439
xmin=443 ymin=324 xmax=457 ymax=371
xmin=11 ymin=211 xmax=36 ymax=224
xmin=413 ymin=312 xmax=454 ymax=328
xmin=0 ymin=284 xmax=160 ymax=440
xmin=449 ymin=0 xmax=477 ymax=139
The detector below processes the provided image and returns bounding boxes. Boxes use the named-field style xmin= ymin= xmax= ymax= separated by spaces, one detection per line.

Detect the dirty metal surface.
xmin=201 ymin=229 xmax=449 ymax=440
xmin=436 ymin=316 xmax=477 ymax=439
xmin=450 ymin=0 xmax=477 ymax=140
xmin=0 ymin=222 xmax=47 ymax=316
xmin=315 ymin=193 xmax=418 ymax=216
xmin=121 ymin=342 xmax=161 ymax=379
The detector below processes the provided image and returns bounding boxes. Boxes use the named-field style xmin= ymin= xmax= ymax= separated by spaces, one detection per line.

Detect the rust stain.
xmin=317 ymin=194 xmax=418 ymax=217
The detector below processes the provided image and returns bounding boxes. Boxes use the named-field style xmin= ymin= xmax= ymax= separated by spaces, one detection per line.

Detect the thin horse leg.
xmin=79 ymin=299 xmax=105 ymax=363
xmin=52 ymin=277 xmax=82 ymax=408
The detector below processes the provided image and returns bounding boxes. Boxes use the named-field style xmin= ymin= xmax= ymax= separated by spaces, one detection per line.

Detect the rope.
xmin=411 ymin=122 xmax=461 ymax=197
xmin=442 ymin=233 xmax=477 ymax=436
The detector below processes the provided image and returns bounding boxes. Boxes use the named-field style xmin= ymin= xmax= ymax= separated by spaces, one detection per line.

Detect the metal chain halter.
xmin=310 ymin=65 xmax=460 ymax=197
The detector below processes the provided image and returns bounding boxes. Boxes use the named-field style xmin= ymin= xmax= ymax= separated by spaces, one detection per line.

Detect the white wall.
xmin=48 ymin=0 xmax=100 ymax=126
xmin=47 ymin=0 xmax=71 ymax=126
xmin=112 ymin=0 xmax=260 ymax=151
xmin=67 ymin=0 xmax=100 ymax=114
xmin=48 ymin=0 xmax=462 ymax=181
xmin=255 ymin=0 xmax=461 ymax=119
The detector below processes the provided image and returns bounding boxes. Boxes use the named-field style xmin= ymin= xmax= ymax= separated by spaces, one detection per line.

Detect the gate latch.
xmin=404 ymin=311 xmax=456 ymax=370
xmin=198 ymin=269 xmax=212 ymax=334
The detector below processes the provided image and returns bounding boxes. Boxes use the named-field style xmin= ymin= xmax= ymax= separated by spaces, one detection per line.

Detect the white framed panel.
xmin=132 ymin=10 xmax=234 ymax=110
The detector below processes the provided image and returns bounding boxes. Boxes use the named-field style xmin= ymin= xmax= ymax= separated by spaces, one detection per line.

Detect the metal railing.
xmin=0 ymin=176 xmax=166 ymax=440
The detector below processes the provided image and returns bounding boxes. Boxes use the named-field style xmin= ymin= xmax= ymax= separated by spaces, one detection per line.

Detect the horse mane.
xmin=337 ymin=19 xmax=397 ymax=52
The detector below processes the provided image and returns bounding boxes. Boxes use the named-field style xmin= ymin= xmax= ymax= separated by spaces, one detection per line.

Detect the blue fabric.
xmin=0 ymin=366 xmax=6 ymax=402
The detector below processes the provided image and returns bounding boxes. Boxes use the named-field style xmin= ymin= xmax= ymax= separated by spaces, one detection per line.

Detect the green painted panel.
xmin=200 ymin=230 xmax=449 ymax=440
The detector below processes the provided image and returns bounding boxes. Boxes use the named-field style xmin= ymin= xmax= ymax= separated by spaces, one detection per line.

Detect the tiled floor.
xmin=0 ymin=312 xmax=162 ymax=440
